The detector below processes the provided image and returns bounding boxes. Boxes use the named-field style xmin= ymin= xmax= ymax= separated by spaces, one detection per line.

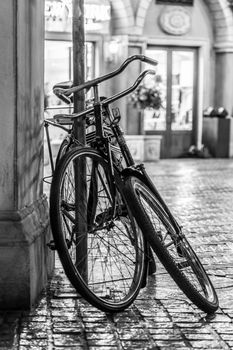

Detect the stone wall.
xmin=0 ymin=0 xmax=54 ymax=310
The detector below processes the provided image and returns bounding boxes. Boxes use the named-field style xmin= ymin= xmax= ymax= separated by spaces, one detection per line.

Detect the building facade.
xmin=45 ymin=0 xmax=233 ymax=158
xmin=112 ymin=0 xmax=233 ymax=158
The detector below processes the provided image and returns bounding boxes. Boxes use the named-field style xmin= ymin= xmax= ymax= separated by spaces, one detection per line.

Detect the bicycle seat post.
xmin=93 ymin=84 xmax=104 ymax=140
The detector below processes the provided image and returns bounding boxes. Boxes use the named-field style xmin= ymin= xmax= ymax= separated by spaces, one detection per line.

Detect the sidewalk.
xmin=1 ymin=158 xmax=233 ymax=349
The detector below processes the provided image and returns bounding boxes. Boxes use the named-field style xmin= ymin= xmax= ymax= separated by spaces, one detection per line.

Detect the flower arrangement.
xmin=130 ymin=85 xmax=163 ymax=110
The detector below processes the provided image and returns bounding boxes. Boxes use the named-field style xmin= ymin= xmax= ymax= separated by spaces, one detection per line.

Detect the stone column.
xmin=214 ymin=44 xmax=233 ymax=114
xmin=214 ymin=44 xmax=233 ymax=157
xmin=0 ymin=1 xmax=54 ymax=309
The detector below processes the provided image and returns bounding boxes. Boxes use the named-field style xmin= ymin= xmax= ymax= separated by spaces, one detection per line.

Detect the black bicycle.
xmin=48 ymin=54 xmax=219 ymax=314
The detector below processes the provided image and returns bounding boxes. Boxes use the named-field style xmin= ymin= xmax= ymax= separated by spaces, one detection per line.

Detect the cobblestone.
xmin=1 ymin=159 xmax=233 ymax=349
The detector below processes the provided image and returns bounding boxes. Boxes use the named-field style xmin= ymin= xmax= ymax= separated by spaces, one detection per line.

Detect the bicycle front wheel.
xmin=123 ymin=175 xmax=219 ymax=314
xmin=50 ymin=147 xmax=146 ymax=312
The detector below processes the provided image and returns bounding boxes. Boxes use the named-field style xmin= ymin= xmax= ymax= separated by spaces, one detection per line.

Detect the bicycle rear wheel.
xmin=50 ymin=147 xmax=146 ymax=312
xmin=123 ymin=175 xmax=219 ymax=314
xmin=55 ymin=137 xmax=71 ymax=167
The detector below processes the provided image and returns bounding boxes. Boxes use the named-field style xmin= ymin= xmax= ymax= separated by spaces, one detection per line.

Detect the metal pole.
xmin=73 ymin=0 xmax=85 ymax=136
xmin=72 ymin=0 xmax=87 ymax=281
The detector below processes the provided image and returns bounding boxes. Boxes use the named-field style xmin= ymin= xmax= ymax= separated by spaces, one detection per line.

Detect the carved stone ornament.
xmin=159 ymin=6 xmax=191 ymax=35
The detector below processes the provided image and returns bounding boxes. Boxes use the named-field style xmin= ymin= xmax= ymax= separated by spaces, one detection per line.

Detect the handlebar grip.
xmin=53 ymin=88 xmax=72 ymax=104
xmin=141 ymin=55 xmax=158 ymax=66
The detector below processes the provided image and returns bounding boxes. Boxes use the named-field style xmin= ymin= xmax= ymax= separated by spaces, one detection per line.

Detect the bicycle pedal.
xmin=47 ymin=240 xmax=57 ymax=251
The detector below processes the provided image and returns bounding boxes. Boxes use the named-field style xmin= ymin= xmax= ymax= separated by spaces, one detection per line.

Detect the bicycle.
xmin=48 ymin=54 xmax=219 ymax=314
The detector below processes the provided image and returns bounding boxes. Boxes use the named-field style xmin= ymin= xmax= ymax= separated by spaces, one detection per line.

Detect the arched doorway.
xmin=111 ymin=0 xmax=233 ymax=158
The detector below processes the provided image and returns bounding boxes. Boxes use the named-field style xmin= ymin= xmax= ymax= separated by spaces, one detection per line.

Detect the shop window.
xmin=144 ymin=48 xmax=194 ymax=133
xmin=44 ymin=40 xmax=95 ymax=109
xmin=44 ymin=40 xmax=72 ymax=108
xmin=44 ymin=40 xmax=96 ymax=148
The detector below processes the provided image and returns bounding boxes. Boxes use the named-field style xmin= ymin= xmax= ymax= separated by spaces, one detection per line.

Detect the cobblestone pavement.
xmin=1 ymin=158 xmax=233 ymax=349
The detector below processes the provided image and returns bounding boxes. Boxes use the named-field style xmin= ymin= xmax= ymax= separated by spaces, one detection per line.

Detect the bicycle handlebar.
xmin=53 ymin=55 xmax=158 ymax=101
xmin=53 ymin=69 xmax=156 ymax=123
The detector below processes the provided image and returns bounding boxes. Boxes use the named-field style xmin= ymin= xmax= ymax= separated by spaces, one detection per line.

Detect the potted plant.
xmin=126 ymin=84 xmax=163 ymax=160
xmin=129 ymin=84 xmax=163 ymax=115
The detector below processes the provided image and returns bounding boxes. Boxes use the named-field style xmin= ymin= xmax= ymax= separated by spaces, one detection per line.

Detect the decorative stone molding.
xmin=159 ymin=6 xmax=191 ymax=35
xmin=214 ymin=42 xmax=233 ymax=52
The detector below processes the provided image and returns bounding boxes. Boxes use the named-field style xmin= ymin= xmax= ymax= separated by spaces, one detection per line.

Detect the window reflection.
xmin=44 ymin=40 xmax=72 ymax=109
xmin=44 ymin=40 xmax=96 ymax=142
xmin=44 ymin=40 xmax=95 ymax=109
xmin=171 ymin=51 xmax=193 ymax=131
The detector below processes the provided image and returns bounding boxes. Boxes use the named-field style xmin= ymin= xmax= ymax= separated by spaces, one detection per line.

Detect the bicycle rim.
xmin=124 ymin=176 xmax=218 ymax=313
xmin=50 ymin=148 xmax=145 ymax=312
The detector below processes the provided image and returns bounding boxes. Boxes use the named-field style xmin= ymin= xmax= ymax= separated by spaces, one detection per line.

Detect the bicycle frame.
xmin=49 ymin=54 xmax=182 ymax=234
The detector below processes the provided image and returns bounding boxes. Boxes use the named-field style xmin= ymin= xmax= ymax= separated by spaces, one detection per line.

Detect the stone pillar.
xmin=0 ymin=1 xmax=54 ymax=309
xmin=214 ymin=45 xmax=233 ymax=115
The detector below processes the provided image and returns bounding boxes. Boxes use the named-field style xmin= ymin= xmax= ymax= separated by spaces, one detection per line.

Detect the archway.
xmin=110 ymin=0 xmax=134 ymax=33
xmin=135 ymin=0 xmax=233 ymax=44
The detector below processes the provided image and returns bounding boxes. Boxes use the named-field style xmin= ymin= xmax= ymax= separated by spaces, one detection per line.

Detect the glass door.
xmin=171 ymin=51 xmax=194 ymax=132
xmin=143 ymin=50 xmax=167 ymax=132
xmin=145 ymin=47 xmax=197 ymax=158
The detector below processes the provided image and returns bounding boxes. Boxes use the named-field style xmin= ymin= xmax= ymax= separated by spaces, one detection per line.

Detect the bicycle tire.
xmin=123 ymin=175 xmax=219 ymax=314
xmin=50 ymin=147 xmax=146 ymax=312
xmin=55 ymin=137 xmax=70 ymax=167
